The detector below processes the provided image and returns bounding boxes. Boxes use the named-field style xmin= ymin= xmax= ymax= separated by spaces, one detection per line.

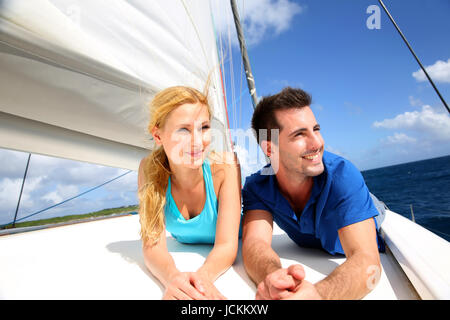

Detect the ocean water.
xmin=361 ymin=155 xmax=450 ymax=242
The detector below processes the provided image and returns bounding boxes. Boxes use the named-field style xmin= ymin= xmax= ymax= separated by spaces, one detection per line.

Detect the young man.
xmin=242 ymin=87 xmax=386 ymax=300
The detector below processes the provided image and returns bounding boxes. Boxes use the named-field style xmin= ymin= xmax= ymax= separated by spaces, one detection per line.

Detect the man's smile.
xmin=301 ymin=148 xmax=322 ymax=162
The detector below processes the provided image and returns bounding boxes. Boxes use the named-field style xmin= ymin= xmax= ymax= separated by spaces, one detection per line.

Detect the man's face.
xmin=270 ymin=106 xmax=325 ymax=179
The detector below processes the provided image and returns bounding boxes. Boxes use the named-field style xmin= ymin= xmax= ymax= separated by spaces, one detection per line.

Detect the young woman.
xmin=137 ymin=86 xmax=242 ymax=300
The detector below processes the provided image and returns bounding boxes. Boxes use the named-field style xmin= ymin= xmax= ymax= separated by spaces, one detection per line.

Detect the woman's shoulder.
xmin=207 ymin=150 xmax=238 ymax=164
xmin=207 ymin=151 xmax=241 ymax=189
xmin=208 ymin=151 xmax=238 ymax=171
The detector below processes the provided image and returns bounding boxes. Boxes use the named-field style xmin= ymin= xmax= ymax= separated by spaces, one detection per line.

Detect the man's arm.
xmin=286 ymin=218 xmax=382 ymax=300
xmin=316 ymin=218 xmax=381 ymax=299
xmin=242 ymin=210 xmax=304 ymax=299
xmin=242 ymin=210 xmax=280 ymax=284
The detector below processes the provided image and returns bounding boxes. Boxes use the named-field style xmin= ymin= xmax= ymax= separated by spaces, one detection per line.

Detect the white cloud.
xmin=358 ymin=105 xmax=450 ymax=169
xmin=412 ymin=58 xmax=450 ymax=83
xmin=232 ymin=130 xmax=266 ymax=181
xmin=408 ymin=95 xmax=423 ymax=107
xmin=373 ymin=105 xmax=450 ymax=141
xmin=0 ymin=178 xmax=21 ymax=215
xmin=212 ymin=0 xmax=303 ymax=46
xmin=0 ymin=149 xmax=137 ymax=225
xmin=234 ymin=144 xmax=256 ymax=181
xmin=384 ymin=133 xmax=416 ymax=145
xmin=42 ymin=184 xmax=79 ymax=205
xmin=104 ymin=170 xmax=138 ymax=193
xmin=0 ymin=176 xmax=44 ymax=223
xmin=42 ymin=190 xmax=63 ymax=205
xmin=0 ymin=149 xmax=29 ymax=179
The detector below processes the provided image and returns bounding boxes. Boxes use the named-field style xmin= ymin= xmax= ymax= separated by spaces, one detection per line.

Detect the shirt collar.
xmin=263 ymin=164 xmax=325 ymax=220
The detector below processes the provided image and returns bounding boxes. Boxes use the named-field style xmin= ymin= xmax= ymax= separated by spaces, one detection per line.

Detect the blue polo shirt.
xmin=242 ymin=151 xmax=385 ymax=255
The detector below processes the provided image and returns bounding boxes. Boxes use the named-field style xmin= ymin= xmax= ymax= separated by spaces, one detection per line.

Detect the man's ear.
xmin=260 ymin=140 xmax=272 ymax=158
xmin=151 ymin=126 xmax=163 ymax=146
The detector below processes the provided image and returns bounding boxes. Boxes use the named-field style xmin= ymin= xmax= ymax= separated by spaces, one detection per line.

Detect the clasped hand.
xmin=255 ymin=264 xmax=322 ymax=300
xmin=163 ymin=271 xmax=226 ymax=300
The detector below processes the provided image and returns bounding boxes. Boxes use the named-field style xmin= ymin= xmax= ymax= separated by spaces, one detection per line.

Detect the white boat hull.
xmin=0 ymin=212 xmax=430 ymax=300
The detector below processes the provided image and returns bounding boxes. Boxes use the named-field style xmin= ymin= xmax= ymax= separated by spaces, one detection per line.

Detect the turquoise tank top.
xmin=164 ymin=159 xmax=219 ymax=244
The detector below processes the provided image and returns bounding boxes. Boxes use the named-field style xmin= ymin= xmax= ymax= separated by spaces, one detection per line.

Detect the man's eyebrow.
xmin=288 ymin=124 xmax=320 ymax=137
xmin=288 ymin=127 xmax=307 ymax=137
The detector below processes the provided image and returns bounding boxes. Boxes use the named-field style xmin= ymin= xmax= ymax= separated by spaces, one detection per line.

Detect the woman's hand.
xmin=193 ymin=270 xmax=227 ymax=300
xmin=162 ymin=272 xmax=207 ymax=300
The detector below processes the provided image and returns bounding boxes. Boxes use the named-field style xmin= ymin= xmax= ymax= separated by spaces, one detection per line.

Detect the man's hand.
xmin=281 ymin=279 xmax=323 ymax=300
xmin=255 ymin=264 xmax=305 ymax=300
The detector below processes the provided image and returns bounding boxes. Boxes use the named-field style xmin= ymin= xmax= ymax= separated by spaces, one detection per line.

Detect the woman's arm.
xmin=142 ymin=231 xmax=179 ymax=287
xmin=197 ymin=154 xmax=242 ymax=283
xmin=138 ymin=158 xmax=205 ymax=299
xmin=143 ymin=232 xmax=207 ymax=300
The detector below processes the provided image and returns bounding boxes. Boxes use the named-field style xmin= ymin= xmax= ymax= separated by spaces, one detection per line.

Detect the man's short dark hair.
xmin=251 ymin=87 xmax=312 ymax=144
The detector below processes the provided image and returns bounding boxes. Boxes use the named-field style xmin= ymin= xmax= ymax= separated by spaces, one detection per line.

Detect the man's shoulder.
xmin=322 ymin=151 xmax=367 ymax=201
xmin=242 ymin=164 xmax=279 ymax=212
xmin=323 ymin=151 xmax=362 ymax=181
xmin=243 ymin=164 xmax=274 ymax=192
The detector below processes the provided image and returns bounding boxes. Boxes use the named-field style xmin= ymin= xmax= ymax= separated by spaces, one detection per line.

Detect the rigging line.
xmin=12 ymin=153 xmax=31 ymax=228
xmin=239 ymin=60 xmax=243 ymax=129
xmin=238 ymin=0 xmax=245 ymax=129
xmin=227 ymin=0 xmax=237 ymax=128
xmin=210 ymin=0 xmax=233 ymax=151
xmin=217 ymin=0 xmax=229 ymax=125
xmin=226 ymin=5 xmax=237 ymax=131
xmin=179 ymin=0 xmax=210 ymax=75
xmin=217 ymin=1 xmax=235 ymax=151
xmin=378 ymin=0 xmax=449 ymax=114
xmin=231 ymin=89 xmax=248 ymax=111
xmin=1 ymin=170 xmax=133 ymax=229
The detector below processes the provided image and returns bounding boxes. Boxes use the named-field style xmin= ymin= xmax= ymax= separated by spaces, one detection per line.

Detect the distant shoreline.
xmin=0 ymin=205 xmax=138 ymax=233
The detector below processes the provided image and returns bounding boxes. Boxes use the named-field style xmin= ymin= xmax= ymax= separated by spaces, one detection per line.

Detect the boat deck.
xmin=0 ymin=214 xmax=419 ymax=299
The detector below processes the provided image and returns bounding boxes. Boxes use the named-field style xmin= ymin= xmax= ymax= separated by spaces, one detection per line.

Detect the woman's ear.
xmin=151 ymin=126 xmax=163 ymax=146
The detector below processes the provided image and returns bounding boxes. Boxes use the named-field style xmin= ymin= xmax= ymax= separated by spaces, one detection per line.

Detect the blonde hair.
xmin=138 ymin=86 xmax=212 ymax=246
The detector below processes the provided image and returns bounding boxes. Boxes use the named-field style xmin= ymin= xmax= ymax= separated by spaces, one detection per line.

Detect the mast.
xmin=230 ymin=0 xmax=258 ymax=109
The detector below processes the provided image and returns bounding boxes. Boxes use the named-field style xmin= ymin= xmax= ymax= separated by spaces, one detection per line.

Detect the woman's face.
xmin=152 ymin=102 xmax=211 ymax=169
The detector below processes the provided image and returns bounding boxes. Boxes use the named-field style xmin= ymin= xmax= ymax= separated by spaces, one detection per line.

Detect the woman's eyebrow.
xmin=177 ymin=120 xmax=210 ymax=127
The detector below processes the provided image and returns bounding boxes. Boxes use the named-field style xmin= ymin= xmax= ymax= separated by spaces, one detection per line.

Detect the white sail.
xmin=0 ymin=0 xmax=231 ymax=170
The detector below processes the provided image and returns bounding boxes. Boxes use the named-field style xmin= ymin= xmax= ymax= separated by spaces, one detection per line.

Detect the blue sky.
xmin=221 ymin=0 xmax=450 ymax=174
xmin=1 ymin=0 xmax=449 ymax=225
